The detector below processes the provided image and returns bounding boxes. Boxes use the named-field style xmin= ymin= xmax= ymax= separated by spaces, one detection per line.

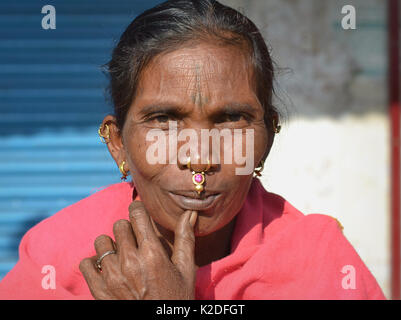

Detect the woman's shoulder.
xmin=265 ymin=195 xmax=345 ymax=243
xmin=237 ymin=178 xmax=345 ymax=250
xmin=20 ymin=182 xmax=134 ymax=264
xmin=248 ymin=182 xmax=385 ymax=299
xmin=254 ymin=179 xmax=343 ymax=237
xmin=32 ymin=182 xmax=133 ymax=232
xmin=255 ymin=181 xmax=365 ymax=266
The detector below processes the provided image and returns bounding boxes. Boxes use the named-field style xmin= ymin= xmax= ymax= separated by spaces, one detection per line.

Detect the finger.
xmin=94 ymin=233 xmax=140 ymax=299
xmin=79 ymin=256 xmax=115 ymax=300
xmin=128 ymin=201 xmax=161 ymax=248
xmin=113 ymin=220 xmax=146 ymax=299
xmin=171 ymin=210 xmax=197 ymax=281
xmin=94 ymin=234 xmax=118 ymax=273
xmin=113 ymin=219 xmax=138 ymax=261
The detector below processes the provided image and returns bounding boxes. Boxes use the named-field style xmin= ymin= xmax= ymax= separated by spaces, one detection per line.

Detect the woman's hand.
xmin=79 ymin=201 xmax=198 ymax=300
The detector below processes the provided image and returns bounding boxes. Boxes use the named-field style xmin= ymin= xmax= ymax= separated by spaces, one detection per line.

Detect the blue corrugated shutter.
xmin=0 ymin=0 xmax=163 ymax=280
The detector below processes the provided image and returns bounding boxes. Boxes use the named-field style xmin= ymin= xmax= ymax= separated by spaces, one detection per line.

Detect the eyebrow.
xmin=138 ymin=102 xmax=259 ymax=117
xmin=138 ymin=104 xmax=188 ymax=118
xmin=216 ymin=102 xmax=259 ymax=115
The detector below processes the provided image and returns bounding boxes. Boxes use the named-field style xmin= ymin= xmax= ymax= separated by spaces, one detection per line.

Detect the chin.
xmin=192 ymin=214 xmax=230 ymax=237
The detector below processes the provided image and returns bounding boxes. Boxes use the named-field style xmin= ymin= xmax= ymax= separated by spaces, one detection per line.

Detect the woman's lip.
xmin=168 ymin=192 xmax=221 ymax=211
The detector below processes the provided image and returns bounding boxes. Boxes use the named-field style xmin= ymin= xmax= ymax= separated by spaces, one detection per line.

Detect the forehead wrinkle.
xmin=193 ymin=63 xmax=204 ymax=109
xmin=139 ymin=45 xmax=257 ymax=114
xmin=161 ymin=58 xmax=211 ymax=109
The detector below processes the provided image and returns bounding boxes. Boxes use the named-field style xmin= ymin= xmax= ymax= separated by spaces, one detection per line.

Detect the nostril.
xmin=176 ymin=155 xmax=220 ymax=173
xmin=187 ymin=156 xmax=211 ymax=173
xmin=176 ymin=155 xmax=190 ymax=170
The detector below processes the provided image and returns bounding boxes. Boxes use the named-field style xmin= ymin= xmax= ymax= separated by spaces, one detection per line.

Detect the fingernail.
xmin=189 ymin=211 xmax=198 ymax=228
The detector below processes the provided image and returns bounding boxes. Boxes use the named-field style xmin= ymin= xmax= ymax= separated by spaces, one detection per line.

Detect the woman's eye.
xmin=227 ymin=113 xmax=242 ymax=122
xmin=216 ymin=112 xmax=246 ymax=123
xmin=149 ymin=114 xmax=170 ymax=123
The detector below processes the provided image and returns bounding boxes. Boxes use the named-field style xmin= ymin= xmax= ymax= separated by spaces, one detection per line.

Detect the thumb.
xmin=171 ymin=210 xmax=198 ymax=281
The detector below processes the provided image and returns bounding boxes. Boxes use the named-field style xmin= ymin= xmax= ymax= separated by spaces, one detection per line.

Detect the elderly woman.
xmin=0 ymin=0 xmax=385 ymax=300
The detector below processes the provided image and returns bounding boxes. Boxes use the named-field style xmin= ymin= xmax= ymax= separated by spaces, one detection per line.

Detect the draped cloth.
xmin=0 ymin=179 xmax=385 ymax=299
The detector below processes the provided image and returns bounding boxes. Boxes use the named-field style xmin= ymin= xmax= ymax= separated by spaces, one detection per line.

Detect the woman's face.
xmin=120 ymin=42 xmax=269 ymax=236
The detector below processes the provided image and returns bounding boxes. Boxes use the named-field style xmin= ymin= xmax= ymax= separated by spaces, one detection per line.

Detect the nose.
xmin=175 ymin=127 xmax=220 ymax=173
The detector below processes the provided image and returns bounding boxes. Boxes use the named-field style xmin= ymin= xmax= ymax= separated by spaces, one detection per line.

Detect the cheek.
xmin=123 ymin=127 xmax=178 ymax=228
xmin=232 ymin=125 xmax=268 ymax=171
xmin=124 ymin=128 xmax=165 ymax=179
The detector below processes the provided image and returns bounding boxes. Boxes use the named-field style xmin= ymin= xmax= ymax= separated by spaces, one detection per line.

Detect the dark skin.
xmin=79 ymin=42 xmax=276 ymax=299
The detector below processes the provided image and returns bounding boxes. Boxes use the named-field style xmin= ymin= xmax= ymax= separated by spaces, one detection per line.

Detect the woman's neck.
xmin=152 ymin=216 xmax=237 ymax=268
xmin=194 ymin=217 xmax=236 ymax=267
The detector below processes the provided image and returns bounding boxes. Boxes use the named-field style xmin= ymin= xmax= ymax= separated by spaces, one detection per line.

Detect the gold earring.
xmin=98 ymin=124 xmax=110 ymax=143
xmin=119 ymin=161 xmax=129 ymax=181
xmin=253 ymin=160 xmax=265 ymax=177
xmin=273 ymin=118 xmax=281 ymax=134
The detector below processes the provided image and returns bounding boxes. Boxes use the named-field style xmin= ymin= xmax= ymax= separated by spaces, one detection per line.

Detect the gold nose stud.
xmin=187 ymin=157 xmax=211 ymax=194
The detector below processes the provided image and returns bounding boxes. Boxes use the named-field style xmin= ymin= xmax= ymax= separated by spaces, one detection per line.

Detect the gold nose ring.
xmin=187 ymin=157 xmax=211 ymax=194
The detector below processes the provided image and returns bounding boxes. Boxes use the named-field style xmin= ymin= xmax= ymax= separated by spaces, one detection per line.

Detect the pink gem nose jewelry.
xmin=187 ymin=157 xmax=211 ymax=194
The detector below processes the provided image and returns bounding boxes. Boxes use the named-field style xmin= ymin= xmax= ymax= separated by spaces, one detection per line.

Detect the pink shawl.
xmin=0 ymin=179 xmax=385 ymax=299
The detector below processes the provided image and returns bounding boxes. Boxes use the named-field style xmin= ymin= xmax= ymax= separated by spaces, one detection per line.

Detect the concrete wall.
xmin=220 ymin=0 xmax=391 ymax=297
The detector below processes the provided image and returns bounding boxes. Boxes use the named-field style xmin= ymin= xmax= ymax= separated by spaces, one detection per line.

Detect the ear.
xmin=100 ymin=115 xmax=130 ymax=173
